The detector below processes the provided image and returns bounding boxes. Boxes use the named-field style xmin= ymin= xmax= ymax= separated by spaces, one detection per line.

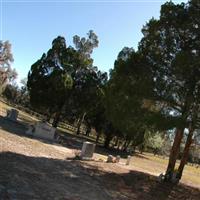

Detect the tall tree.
xmin=138 ymin=0 xmax=200 ymax=181
xmin=106 ymin=48 xmax=153 ymax=148
xmin=72 ymin=66 xmax=107 ymax=134
xmin=0 ymin=40 xmax=17 ymax=94
xmin=27 ymin=36 xmax=74 ymax=126
xmin=27 ymin=31 xmax=101 ymax=128
xmin=2 ymin=84 xmax=19 ymax=102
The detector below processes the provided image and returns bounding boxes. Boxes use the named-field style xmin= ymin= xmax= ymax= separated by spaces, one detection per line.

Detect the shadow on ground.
xmin=0 ymin=116 xmax=144 ymax=159
xmin=0 ymin=116 xmax=28 ymax=137
xmin=0 ymin=151 xmax=200 ymax=200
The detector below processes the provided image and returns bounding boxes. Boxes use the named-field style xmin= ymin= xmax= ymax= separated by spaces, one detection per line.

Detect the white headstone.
xmin=158 ymin=173 xmax=165 ymax=182
xmin=116 ymin=155 xmax=121 ymax=163
xmin=26 ymin=121 xmax=56 ymax=140
xmin=107 ymin=155 xmax=115 ymax=163
xmin=126 ymin=155 xmax=131 ymax=165
xmin=81 ymin=142 xmax=95 ymax=160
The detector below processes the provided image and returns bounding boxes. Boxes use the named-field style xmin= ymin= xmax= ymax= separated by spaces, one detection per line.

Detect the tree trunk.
xmin=76 ymin=118 xmax=81 ymax=135
xmin=131 ymin=145 xmax=136 ymax=153
xmin=104 ymin=134 xmax=112 ymax=149
xmin=46 ymin=113 xmax=51 ymax=123
xmin=117 ymin=140 xmax=121 ymax=150
xmin=52 ymin=103 xmax=64 ymax=128
xmin=114 ymin=136 xmax=119 ymax=147
xmin=122 ymin=139 xmax=128 ymax=151
xmin=165 ymin=128 xmax=184 ymax=181
xmin=76 ymin=113 xmax=86 ymax=135
xmin=46 ymin=108 xmax=52 ymax=123
xmin=96 ymin=132 xmax=100 ymax=144
xmin=176 ymin=127 xmax=194 ymax=180
xmin=52 ymin=112 xmax=61 ymax=128
xmin=123 ymin=140 xmax=131 ymax=152
xmin=85 ymin=126 xmax=91 ymax=137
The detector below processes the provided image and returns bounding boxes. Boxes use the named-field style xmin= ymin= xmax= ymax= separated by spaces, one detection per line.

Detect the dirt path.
xmin=1 ymin=118 xmax=200 ymax=199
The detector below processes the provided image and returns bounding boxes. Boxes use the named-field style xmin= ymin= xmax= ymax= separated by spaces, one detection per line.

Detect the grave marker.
xmin=6 ymin=109 xmax=18 ymax=121
xmin=81 ymin=142 xmax=95 ymax=160
xmin=26 ymin=121 xmax=56 ymax=140
xmin=126 ymin=155 xmax=131 ymax=165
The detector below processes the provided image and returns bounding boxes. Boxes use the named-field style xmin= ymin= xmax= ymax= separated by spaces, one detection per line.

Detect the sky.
xmin=1 ymin=0 xmax=187 ymax=83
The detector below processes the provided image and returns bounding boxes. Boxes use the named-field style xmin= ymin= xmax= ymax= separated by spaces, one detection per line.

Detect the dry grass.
xmin=92 ymin=151 xmax=200 ymax=189
xmin=125 ymin=153 xmax=200 ymax=189
xmin=1 ymin=123 xmax=200 ymax=199
xmin=0 ymin=99 xmax=38 ymax=123
xmin=0 ymin=99 xmax=200 ymax=190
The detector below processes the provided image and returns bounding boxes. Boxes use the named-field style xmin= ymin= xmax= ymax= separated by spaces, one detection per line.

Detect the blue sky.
xmin=1 ymin=0 xmax=187 ymax=82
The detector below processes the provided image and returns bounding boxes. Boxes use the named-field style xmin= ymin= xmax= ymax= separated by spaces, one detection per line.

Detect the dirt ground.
xmin=0 ymin=107 xmax=200 ymax=199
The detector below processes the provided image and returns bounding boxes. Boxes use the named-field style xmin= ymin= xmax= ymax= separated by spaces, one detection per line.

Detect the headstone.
xmin=158 ymin=173 xmax=165 ymax=182
xmin=116 ymin=155 xmax=120 ymax=163
xmin=26 ymin=121 xmax=56 ymax=140
xmin=80 ymin=142 xmax=95 ymax=160
xmin=107 ymin=155 xmax=115 ymax=163
xmin=126 ymin=155 xmax=131 ymax=165
xmin=6 ymin=109 xmax=18 ymax=121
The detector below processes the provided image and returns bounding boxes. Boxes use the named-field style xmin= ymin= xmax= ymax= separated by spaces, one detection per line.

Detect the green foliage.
xmin=106 ymin=49 xmax=152 ymax=145
xmin=72 ymin=66 xmax=107 ymax=117
xmin=134 ymin=0 xmax=200 ymax=178
xmin=139 ymin=0 xmax=200 ymax=130
xmin=26 ymin=1 xmax=200 ymax=164
xmin=27 ymin=36 xmax=77 ymax=114
xmin=27 ymin=31 xmax=106 ymax=129
xmin=104 ymin=0 xmax=200 ymax=153
xmin=73 ymin=30 xmax=99 ymax=65
xmin=144 ymin=131 xmax=164 ymax=150
xmin=3 ymin=84 xmax=19 ymax=102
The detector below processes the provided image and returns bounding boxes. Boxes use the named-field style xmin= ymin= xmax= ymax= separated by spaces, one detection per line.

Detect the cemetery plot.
xmin=26 ymin=121 xmax=56 ymax=140
xmin=80 ymin=141 xmax=96 ymax=160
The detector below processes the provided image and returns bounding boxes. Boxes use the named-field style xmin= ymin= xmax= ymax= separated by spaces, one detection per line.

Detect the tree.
xmin=0 ymin=40 xmax=17 ymax=94
xmin=2 ymin=84 xmax=19 ymax=102
xmin=27 ymin=31 xmax=101 ymax=128
xmin=144 ymin=131 xmax=165 ymax=155
xmin=73 ymin=30 xmax=98 ymax=65
xmin=27 ymin=36 xmax=74 ymax=126
xmin=138 ymin=0 xmax=200 ymax=181
xmin=72 ymin=66 xmax=107 ymax=134
xmin=84 ymin=85 xmax=107 ymax=143
xmin=106 ymin=48 xmax=153 ymax=150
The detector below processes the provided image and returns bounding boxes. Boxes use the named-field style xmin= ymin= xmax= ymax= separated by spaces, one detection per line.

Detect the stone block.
xmin=26 ymin=122 xmax=56 ymax=140
xmin=107 ymin=155 xmax=115 ymax=163
xmin=80 ymin=142 xmax=95 ymax=159
xmin=6 ymin=109 xmax=18 ymax=121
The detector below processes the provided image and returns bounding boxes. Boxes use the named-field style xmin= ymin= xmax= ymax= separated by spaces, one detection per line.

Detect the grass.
xmin=129 ymin=152 xmax=200 ymax=188
xmin=0 ymin=98 xmax=38 ymax=124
